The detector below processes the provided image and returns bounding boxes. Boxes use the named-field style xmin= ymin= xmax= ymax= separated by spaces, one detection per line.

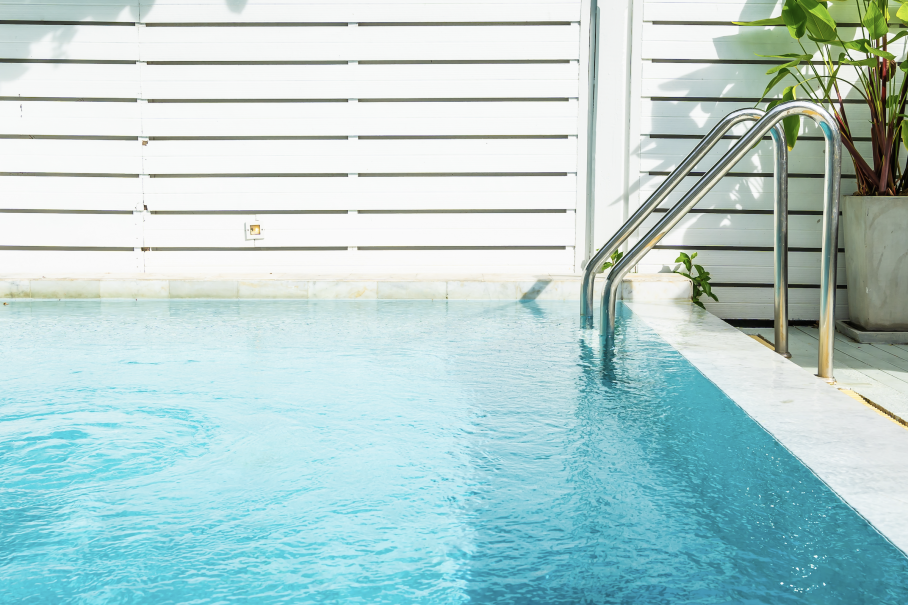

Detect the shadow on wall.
xmin=631 ymin=0 xmax=860 ymax=287
xmin=0 ymin=0 xmax=249 ymax=87
xmin=226 ymin=0 xmax=249 ymax=13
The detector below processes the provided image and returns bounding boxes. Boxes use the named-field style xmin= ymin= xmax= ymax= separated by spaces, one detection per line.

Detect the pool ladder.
xmin=581 ymin=101 xmax=842 ymax=382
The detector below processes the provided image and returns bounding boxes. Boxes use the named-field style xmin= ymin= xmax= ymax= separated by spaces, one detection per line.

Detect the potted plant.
xmin=738 ymin=0 xmax=908 ymax=334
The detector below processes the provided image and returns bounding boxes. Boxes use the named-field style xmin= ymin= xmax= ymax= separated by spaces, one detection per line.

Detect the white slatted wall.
xmin=0 ymin=0 xmax=590 ymax=276
xmin=627 ymin=0 xmax=867 ymax=320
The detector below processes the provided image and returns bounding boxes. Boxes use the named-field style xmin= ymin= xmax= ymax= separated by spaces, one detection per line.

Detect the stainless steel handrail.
xmin=601 ymin=100 xmax=841 ymax=381
xmin=580 ymin=108 xmax=792 ymax=357
xmin=583 ymin=0 xmax=600 ymax=266
xmin=772 ymin=121 xmax=790 ymax=358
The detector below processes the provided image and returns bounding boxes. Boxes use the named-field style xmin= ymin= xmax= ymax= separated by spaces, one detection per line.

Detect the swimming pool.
xmin=1 ymin=300 xmax=907 ymax=604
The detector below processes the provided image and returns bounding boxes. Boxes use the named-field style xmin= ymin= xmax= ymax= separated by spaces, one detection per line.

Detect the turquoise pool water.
xmin=1 ymin=301 xmax=906 ymax=604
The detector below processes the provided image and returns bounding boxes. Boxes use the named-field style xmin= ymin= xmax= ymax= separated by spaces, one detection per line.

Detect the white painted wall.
xmin=0 ymin=0 xmax=592 ymax=277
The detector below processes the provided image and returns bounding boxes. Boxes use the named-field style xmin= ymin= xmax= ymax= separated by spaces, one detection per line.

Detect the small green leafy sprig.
xmin=673 ymin=252 xmax=719 ymax=310
xmin=600 ymin=250 xmax=624 ymax=272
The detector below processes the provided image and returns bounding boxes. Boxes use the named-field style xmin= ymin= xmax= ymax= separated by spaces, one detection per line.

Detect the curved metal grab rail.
xmin=601 ymin=100 xmax=842 ymax=381
xmin=581 ymin=108 xmax=792 ymax=356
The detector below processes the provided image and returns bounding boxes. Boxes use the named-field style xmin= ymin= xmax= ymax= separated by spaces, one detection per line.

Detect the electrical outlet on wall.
xmin=245 ymin=222 xmax=264 ymax=241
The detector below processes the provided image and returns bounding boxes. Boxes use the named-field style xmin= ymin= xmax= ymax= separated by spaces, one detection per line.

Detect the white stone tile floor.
xmin=740 ymin=325 xmax=908 ymax=423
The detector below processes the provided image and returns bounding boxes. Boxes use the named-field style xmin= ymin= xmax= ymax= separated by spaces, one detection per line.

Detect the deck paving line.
xmin=795 ymin=327 xmax=908 ymax=386
xmin=877 ymin=343 xmax=908 ymax=364
xmin=820 ymin=329 xmax=908 ymax=375
xmin=797 ymin=326 xmax=908 ymax=372
xmin=626 ymin=301 xmax=908 ymax=557
xmin=744 ymin=327 xmax=866 ymax=378
xmin=741 ymin=327 xmax=908 ymax=422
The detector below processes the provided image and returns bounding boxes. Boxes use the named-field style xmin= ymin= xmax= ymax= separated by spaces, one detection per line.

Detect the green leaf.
xmin=889 ymin=31 xmax=908 ymax=45
xmin=865 ymin=46 xmax=896 ymax=61
xmin=862 ymin=0 xmax=889 ymax=39
xmin=901 ymin=58 xmax=908 ymax=72
xmin=781 ymin=85 xmax=800 ymax=150
xmin=733 ymin=16 xmax=786 ymax=26
xmin=600 ymin=250 xmax=624 ymax=271
xmin=902 ymin=123 xmax=908 ymax=151
xmin=782 ymin=0 xmax=807 ymax=39
xmin=796 ymin=0 xmax=837 ymax=41
xmin=674 ymin=249 xmax=718 ymax=307
xmin=756 ymin=53 xmax=812 ymax=59
xmin=822 ymin=37 xmax=873 ymax=53
xmin=760 ymin=68 xmax=792 ymax=101
xmin=899 ymin=2 xmax=908 ymax=22
xmin=766 ymin=59 xmax=803 ymax=74
xmin=841 ymin=57 xmax=877 ymax=66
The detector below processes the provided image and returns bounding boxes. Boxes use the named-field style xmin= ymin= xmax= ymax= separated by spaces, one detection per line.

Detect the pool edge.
xmin=626 ymin=301 xmax=908 ymax=558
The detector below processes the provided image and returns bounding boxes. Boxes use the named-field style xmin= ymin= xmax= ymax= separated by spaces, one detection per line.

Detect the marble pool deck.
xmin=740 ymin=325 xmax=908 ymax=425
xmin=628 ymin=301 xmax=908 ymax=557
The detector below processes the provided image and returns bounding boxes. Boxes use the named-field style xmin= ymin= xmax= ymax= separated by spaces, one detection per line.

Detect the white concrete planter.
xmin=842 ymin=195 xmax=908 ymax=331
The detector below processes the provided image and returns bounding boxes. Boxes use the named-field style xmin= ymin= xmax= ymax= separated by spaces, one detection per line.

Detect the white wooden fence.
xmin=0 ymin=0 xmax=866 ymax=319
xmin=0 ymin=0 xmax=591 ymax=277
xmin=626 ymin=0 xmax=865 ymax=319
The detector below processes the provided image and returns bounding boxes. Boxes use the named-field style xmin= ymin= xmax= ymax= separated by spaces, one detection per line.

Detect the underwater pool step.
xmin=0 ymin=273 xmax=692 ymax=302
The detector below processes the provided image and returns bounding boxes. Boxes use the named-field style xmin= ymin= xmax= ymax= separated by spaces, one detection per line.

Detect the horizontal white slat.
xmin=0 ymin=250 xmax=141 ymax=274
xmin=640 ymin=249 xmax=845 ymax=269
xmin=635 ymin=265 xmax=848 ymax=286
xmin=141 ymin=62 xmax=579 ymax=99
xmin=143 ymin=211 xmax=575 ymax=247
xmin=640 ymin=137 xmax=862 ymax=175
xmin=637 ymin=212 xmax=845 ymax=249
xmin=0 ymin=2 xmax=138 ymax=22
xmin=643 ymin=99 xmax=864 ymax=124
xmin=0 ymin=176 xmax=141 ymax=210
xmin=144 ymin=175 xmax=577 ymax=211
xmin=142 ymin=138 xmax=577 ymax=174
xmin=0 ymin=213 xmax=139 ymax=247
xmin=642 ymin=62 xmax=867 ymax=102
xmin=141 ymin=100 xmax=579 ymax=136
xmin=639 ymin=175 xmax=859 ymax=212
xmin=638 ymin=250 xmax=847 ymax=284
xmin=142 ymin=248 xmax=576 ymax=274
xmin=642 ymin=100 xmax=872 ymax=141
xmin=0 ymin=139 xmax=140 ymax=173
xmin=642 ymin=24 xmax=903 ymax=61
xmin=0 ymin=101 xmax=140 ymax=135
xmin=700 ymin=287 xmax=849 ymax=321
xmin=642 ymin=1 xmax=898 ymax=23
xmin=0 ymin=63 xmax=140 ymax=98
xmin=0 ymin=24 xmax=138 ymax=60
xmin=140 ymin=0 xmax=581 ymax=23
xmin=139 ymin=24 xmax=580 ymax=61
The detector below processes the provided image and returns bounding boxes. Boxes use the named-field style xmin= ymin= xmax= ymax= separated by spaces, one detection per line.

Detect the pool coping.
xmin=627 ymin=301 xmax=908 ymax=557
xmin=0 ymin=273 xmax=691 ymax=302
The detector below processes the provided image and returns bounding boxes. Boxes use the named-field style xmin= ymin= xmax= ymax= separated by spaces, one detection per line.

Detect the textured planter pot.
xmin=842 ymin=196 xmax=908 ymax=331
